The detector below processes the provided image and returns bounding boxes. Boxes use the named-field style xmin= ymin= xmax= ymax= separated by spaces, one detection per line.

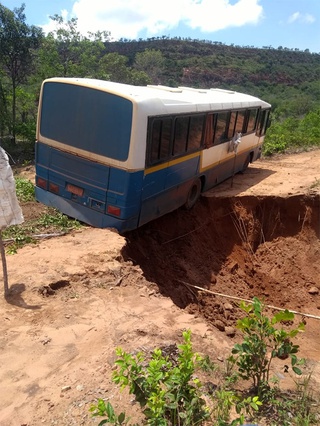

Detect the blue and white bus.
xmin=35 ymin=78 xmax=271 ymax=232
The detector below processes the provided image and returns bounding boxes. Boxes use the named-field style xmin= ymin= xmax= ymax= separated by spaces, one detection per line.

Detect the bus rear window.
xmin=40 ymin=82 xmax=132 ymax=161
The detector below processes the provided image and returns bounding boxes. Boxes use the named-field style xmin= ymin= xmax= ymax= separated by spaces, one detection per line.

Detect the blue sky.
xmin=2 ymin=0 xmax=320 ymax=52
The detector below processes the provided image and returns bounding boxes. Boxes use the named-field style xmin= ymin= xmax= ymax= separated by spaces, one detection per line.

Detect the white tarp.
xmin=0 ymin=147 xmax=24 ymax=230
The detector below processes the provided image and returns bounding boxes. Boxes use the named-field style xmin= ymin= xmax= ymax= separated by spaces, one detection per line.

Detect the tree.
xmin=47 ymin=14 xmax=82 ymax=77
xmin=0 ymin=70 xmax=10 ymax=139
xmin=78 ymin=37 xmax=107 ymax=78
xmin=98 ymin=52 xmax=130 ymax=82
xmin=34 ymin=35 xmax=64 ymax=80
xmin=98 ymin=52 xmax=151 ymax=85
xmin=0 ymin=3 xmax=43 ymax=143
xmin=134 ymin=49 xmax=165 ymax=84
xmin=47 ymin=14 xmax=111 ymax=78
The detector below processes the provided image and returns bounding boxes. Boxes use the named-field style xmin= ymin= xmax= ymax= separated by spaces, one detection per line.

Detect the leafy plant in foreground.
xmin=112 ymin=329 xmax=209 ymax=425
xmin=3 ymin=209 xmax=81 ymax=253
xmin=2 ymin=225 xmax=36 ymax=254
xmin=93 ymin=330 xmax=261 ymax=426
xmin=15 ymin=177 xmax=35 ymax=202
xmin=90 ymin=399 xmax=135 ymax=425
xmin=231 ymin=297 xmax=305 ymax=398
xmin=36 ymin=210 xmax=81 ymax=230
xmin=210 ymin=388 xmax=262 ymax=426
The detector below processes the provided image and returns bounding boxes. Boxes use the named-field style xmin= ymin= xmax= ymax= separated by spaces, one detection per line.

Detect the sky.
xmin=2 ymin=0 xmax=320 ymax=52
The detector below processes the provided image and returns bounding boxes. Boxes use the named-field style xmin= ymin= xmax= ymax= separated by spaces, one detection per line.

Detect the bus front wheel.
xmin=184 ymin=179 xmax=201 ymax=210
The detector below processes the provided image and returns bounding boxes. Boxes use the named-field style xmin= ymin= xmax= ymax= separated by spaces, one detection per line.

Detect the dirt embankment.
xmin=0 ymin=149 xmax=319 ymax=426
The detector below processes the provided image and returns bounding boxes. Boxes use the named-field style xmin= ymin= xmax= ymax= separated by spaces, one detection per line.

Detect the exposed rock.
xmin=214 ymin=320 xmax=225 ymax=331
xmin=224 ymin=302 xmax=233 ymax=311
xmin=224 ymin=326 xmax=236 ymax=337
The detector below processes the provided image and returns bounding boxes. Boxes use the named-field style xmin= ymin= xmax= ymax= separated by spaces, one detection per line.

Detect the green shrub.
xmin=15 ymin=177 xmax=35 ymax=202
xmin=112 ymin=330 xmax=209 ymax=425
xmin=231 ymin=297 xmax=305 ymax=399
xmin=264 ymin=108 xmax=320 ymax=156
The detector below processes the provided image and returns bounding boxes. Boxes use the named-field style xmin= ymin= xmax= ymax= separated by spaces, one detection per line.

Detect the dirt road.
xmin=0 ymin=149 xmax=319 ymax=425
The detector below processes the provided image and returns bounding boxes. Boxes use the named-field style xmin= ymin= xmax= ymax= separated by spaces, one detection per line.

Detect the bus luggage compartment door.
xmin=139 ymin=155 xmax=200 ymax=226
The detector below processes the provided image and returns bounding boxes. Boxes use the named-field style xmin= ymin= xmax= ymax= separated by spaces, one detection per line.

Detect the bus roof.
xmin=43 ymin=77 xmax=271 ymax=111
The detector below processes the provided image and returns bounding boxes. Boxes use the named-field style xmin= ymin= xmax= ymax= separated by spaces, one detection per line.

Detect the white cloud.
xmin=288 ymin=11 xmax=315 ymax=24
xmin=41 ymin=9 xmax=70 ymax=34
xmin=185 ymin=0 xmax=263 ymax=32
xmin=288 ymin=11 xmax=300 ymax=24
xmin=303 ymin=13 xmax=316 ymax=24
xmin=52 ymin=0 xmax=264 ymax=40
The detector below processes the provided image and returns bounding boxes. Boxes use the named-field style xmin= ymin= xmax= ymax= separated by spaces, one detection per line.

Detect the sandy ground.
xmin=0 ymin=149 xmax=319 ymax=425
xmin=204 ymin=148 xmax=320 ymax=197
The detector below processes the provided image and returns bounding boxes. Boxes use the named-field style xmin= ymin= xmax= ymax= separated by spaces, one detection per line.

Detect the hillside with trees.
xmin=0 ymin=4 xmax=319 ymax=159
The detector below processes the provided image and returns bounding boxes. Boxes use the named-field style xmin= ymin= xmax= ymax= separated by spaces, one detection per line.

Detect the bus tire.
xmin=184 ymin=179 xmax=201 ymax=210
xmin=242 ymin=153 xmax=251 ymax=173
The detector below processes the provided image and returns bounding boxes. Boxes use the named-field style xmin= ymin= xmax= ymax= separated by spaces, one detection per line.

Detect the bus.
xmin=35 ymin=78 xmax=271 ymax=232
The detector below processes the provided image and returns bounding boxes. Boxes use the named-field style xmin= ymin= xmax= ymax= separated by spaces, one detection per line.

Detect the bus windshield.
xmin=39 ymin=82 xmax=133 ymax=161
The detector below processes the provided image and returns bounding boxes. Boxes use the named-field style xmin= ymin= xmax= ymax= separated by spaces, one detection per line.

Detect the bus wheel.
xmin=184 ymin=179 xmax=201 ymax=210
xmin=242 ymin=153 xmax=251 ymax=172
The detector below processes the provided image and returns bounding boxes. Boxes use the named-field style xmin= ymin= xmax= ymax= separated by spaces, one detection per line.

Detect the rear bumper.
xmin=35 ymin=187 xmax=138 ymax=233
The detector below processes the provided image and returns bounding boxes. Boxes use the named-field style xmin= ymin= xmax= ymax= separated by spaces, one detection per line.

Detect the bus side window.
xmin=188 ymin=114 xmax=204 ymax=152
xmin=204 ymin=113 xmax=216 ymax=148
xmin=264 ymin=110 xmax=271 ymax=134
xmin=150 ymin=119 xmax=161 ymax=164
xmin=214 ymin=112 xmax=228 ymax=145
xmin=173 ymin=116 xmax=189 ymax=156
xmin=227 ymin=111 xmax=237 ymax=139
xmin=257 ymin=109 xmax=270 ymax=136
xmin=235 ymin=110 xmax=245 ymax=134
xmin=149 ymin=118 xmax=172 ymax=165
xmin=247 ymin=109 xmax=258 ymax=133
xmin=160 ymin=118 xmax=172 ymax=158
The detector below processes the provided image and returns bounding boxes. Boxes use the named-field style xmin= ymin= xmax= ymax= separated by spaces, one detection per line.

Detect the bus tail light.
xmin=107 ymin=205 xmax=121 ymax=217
xmin=66 ymin=183 xmax=84 ymax=197
xmin=37 ymin=177 xmax=47 ymax=189
xmin=49 ymin=182 xmax=59 ymax=194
